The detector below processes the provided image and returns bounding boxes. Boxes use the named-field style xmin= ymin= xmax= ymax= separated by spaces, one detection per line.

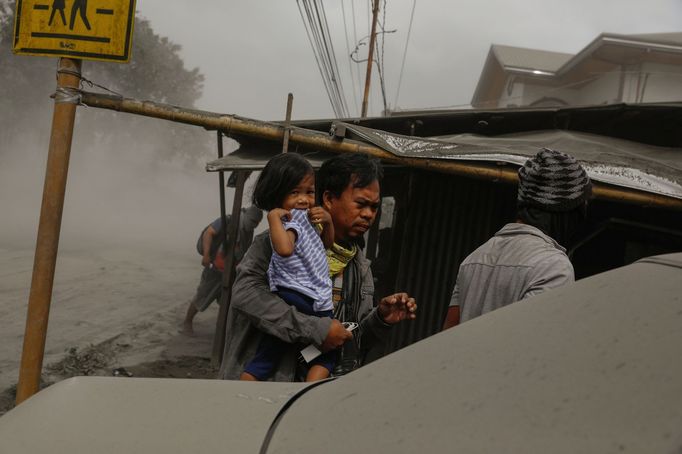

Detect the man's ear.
xmin=322 ymin=190 xmax=334 ymax=211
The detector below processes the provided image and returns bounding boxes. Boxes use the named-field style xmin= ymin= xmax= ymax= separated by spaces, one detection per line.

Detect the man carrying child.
xmin=220 ymin=153 xmax=417 ymax=381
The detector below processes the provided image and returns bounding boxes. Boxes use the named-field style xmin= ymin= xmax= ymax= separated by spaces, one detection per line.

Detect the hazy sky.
xmin=5 ymin=1 xmax=682 ymax=251
xmin=136 ymin=0 xmax=682 ymax=121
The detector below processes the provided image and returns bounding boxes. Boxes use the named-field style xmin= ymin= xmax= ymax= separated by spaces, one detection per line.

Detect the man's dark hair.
xmin=252 ymin=153 xmax=314 ymax=211
xmin=316 ymin=153 xmax=383 ymax=203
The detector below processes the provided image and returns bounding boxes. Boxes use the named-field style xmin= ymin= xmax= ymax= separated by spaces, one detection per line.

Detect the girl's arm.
xmin=268 ymin=209 xmax=297 ymax=257
xmin=309 ymin=206 xmax=334 ymax=249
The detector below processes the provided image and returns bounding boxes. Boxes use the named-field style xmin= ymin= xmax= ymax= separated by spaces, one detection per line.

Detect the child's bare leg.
xmin=306 ymin=365 xmax=330 ymax=382
xmin=240 ymin=372 xmax=258 ymax=381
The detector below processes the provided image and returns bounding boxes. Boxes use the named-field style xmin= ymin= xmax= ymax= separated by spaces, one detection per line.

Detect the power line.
xmin=297 ymin=0 xmax=339 ymax=116
xmin=297 ymin=0 xmax=350 ymax=117
xmin=393 ymin=0 xmax=416 ymax=110
xmin=349 ymin=0 xmax=363 ymax=107
xmin=318 ymin=1 xmax=350 ymax=115
xmin=341 ymin=0 xmax=360 ymax=115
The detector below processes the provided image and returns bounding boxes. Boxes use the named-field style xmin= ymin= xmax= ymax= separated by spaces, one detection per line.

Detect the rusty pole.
xmin=361 ymin=0 xmax=380 ymax=118
xmin=16 ymin=58 xmax=82 ymax=404
xmin=211 ymin=171 xmax=247 ymax=367
xmin=282 ymin=93 xmax=293 ymax=153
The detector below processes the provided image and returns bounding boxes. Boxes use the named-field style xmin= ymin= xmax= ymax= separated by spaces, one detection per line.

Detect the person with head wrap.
xmin=443 ymin=148 xmax=591 ymax=328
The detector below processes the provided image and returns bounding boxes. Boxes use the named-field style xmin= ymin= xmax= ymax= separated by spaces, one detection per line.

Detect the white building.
xmin=471 ymin=32 xmax=682 ymax=108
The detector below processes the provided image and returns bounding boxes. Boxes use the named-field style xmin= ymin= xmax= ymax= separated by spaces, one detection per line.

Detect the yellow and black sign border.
xmin=13 ymin=0 xmax=136 ymax=62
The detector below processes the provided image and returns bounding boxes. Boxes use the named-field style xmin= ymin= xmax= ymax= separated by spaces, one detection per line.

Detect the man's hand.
xmin=377 ymin=293 xmax=417 ymax=324
xmin=201 ymin=255 xmax=211 ymax=267
xmin=320 ymin=319 xmax=353 ymax=352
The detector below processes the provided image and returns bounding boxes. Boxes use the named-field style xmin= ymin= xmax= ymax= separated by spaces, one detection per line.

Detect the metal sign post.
xmin=13 ymin=0 xmax=136 ymax=404
xmin=15 ymin=57 xmax=82 ymax=404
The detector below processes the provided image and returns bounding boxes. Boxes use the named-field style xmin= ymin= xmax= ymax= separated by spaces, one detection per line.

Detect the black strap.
xmin=332 ymin=258 xmax=363 ymax=375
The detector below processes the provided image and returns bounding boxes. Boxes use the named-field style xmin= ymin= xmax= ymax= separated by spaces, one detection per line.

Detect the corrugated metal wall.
xmin=383 ymin=170 xmax=517 ymax=354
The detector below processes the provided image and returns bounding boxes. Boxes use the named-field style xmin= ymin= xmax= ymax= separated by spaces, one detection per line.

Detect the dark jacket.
xmin=219 ymin=232 xmax=391 ymax=381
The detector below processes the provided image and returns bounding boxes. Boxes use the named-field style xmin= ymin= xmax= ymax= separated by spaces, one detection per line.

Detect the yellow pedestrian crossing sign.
xmin=13 ymin=0 xmax=136 ymax=62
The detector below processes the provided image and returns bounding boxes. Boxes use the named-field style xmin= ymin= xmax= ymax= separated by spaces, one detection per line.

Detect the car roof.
xmin=268 ymin=253 xmax=682 ymax=452
xmin=1 ymin=253 xmax=681 ymax=453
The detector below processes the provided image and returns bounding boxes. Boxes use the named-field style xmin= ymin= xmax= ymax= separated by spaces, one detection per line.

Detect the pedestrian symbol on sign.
xmin=48 ymin=0 xmax=66 ymax=26
xmin=69 ymin=0 xmax=91 ymax=31
xmin=13 ymin=0 xmax=136 ymax=62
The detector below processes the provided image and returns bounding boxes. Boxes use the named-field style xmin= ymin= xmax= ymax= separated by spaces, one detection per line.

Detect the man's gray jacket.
xmin=219 ymin=232 xmax=392 ymax=381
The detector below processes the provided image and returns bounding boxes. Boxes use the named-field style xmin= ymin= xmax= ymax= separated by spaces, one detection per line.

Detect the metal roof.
xmin=489 ymin=32 xmax=682 ymax=76
xmin=338 ymin=124 xmax=682 ymax=200
xmin=206 ymin=145 xmax=336 ymax=172
xmin=626 ymin=31 xmax=682 ymax=47
xmin=492 ymin=44 xmax=573 ymax=73
xmin=472 ymin=32 xmax=682 ymax=107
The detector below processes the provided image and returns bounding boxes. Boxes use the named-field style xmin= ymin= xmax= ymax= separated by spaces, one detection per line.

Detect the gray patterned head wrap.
xmin=517 ymin=148 xmax=591 ymax=212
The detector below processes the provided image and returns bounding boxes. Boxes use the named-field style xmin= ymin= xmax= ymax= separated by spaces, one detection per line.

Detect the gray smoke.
xmin=0 ymin=108 xmax=237 ymax=254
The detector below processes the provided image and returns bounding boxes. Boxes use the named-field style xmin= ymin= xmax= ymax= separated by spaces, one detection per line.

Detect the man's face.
xmin=323 ymin=178 xmax=380 ymax=242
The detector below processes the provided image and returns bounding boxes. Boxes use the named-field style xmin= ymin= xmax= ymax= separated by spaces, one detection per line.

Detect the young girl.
xmin=240 ymin=153 xmax=340 ymax=382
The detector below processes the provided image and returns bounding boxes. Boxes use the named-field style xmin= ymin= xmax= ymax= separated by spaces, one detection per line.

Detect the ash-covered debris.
xmin=47 ymin=344 xmax=115 ymax=377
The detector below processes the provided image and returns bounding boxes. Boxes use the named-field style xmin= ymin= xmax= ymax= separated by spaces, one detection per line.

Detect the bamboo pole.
xmin=16 ymin=58 xmax=82 ymax=404
xmin=79 ymin=91 xmax=682 ymax=211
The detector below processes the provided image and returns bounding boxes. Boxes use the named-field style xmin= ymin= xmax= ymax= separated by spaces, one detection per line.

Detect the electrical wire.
xmin=341 ymin=0 xmax=360 ymax=115
xmin=350 ymin=0 xmax=363 ymax=106
xmin=375 ymin=0 xmax=388 ymax=114
xmin=318 ymin=1 xmax=350 ymax=115
xmin=297 ymin=0 xmax=351 ymax=117
xmin=393 ymin=0 xmax=416 ymax=110
xmin=297 ymin=0 xmax=340 ymax=116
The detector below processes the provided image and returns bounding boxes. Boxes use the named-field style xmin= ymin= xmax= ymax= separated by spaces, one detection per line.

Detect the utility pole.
xmin=361 ymin=0 xmax=380 ymax=118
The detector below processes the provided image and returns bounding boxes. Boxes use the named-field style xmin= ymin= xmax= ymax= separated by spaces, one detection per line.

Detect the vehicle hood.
xmin=0 ymin=377 xmax=307 ymax=453
xmin=1 ymin=253 xmax=681 ymax=453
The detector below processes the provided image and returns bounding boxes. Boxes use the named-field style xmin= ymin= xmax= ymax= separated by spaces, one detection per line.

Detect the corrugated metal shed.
xmin=381 ymin=170 xmax=516 ymax=354
xmin=205 ymin=103 xmax=682 ymax=358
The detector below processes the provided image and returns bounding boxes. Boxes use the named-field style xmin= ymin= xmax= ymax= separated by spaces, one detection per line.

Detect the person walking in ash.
xmin=443 ymin=148 xmax=591 ymax=329
xmin=221 ymin=153 xmax=417 ymax=382
xmin=240 ymin=153 xmax=338 ymax=382
xmin=182 ymin=205 xmax=262 ymax=335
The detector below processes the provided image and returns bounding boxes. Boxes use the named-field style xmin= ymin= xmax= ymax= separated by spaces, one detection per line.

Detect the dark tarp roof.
xmin=338 ymin=124 xmax=682 ymax=200
xmin=206 ymin=103 xmax=682 ymax=200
